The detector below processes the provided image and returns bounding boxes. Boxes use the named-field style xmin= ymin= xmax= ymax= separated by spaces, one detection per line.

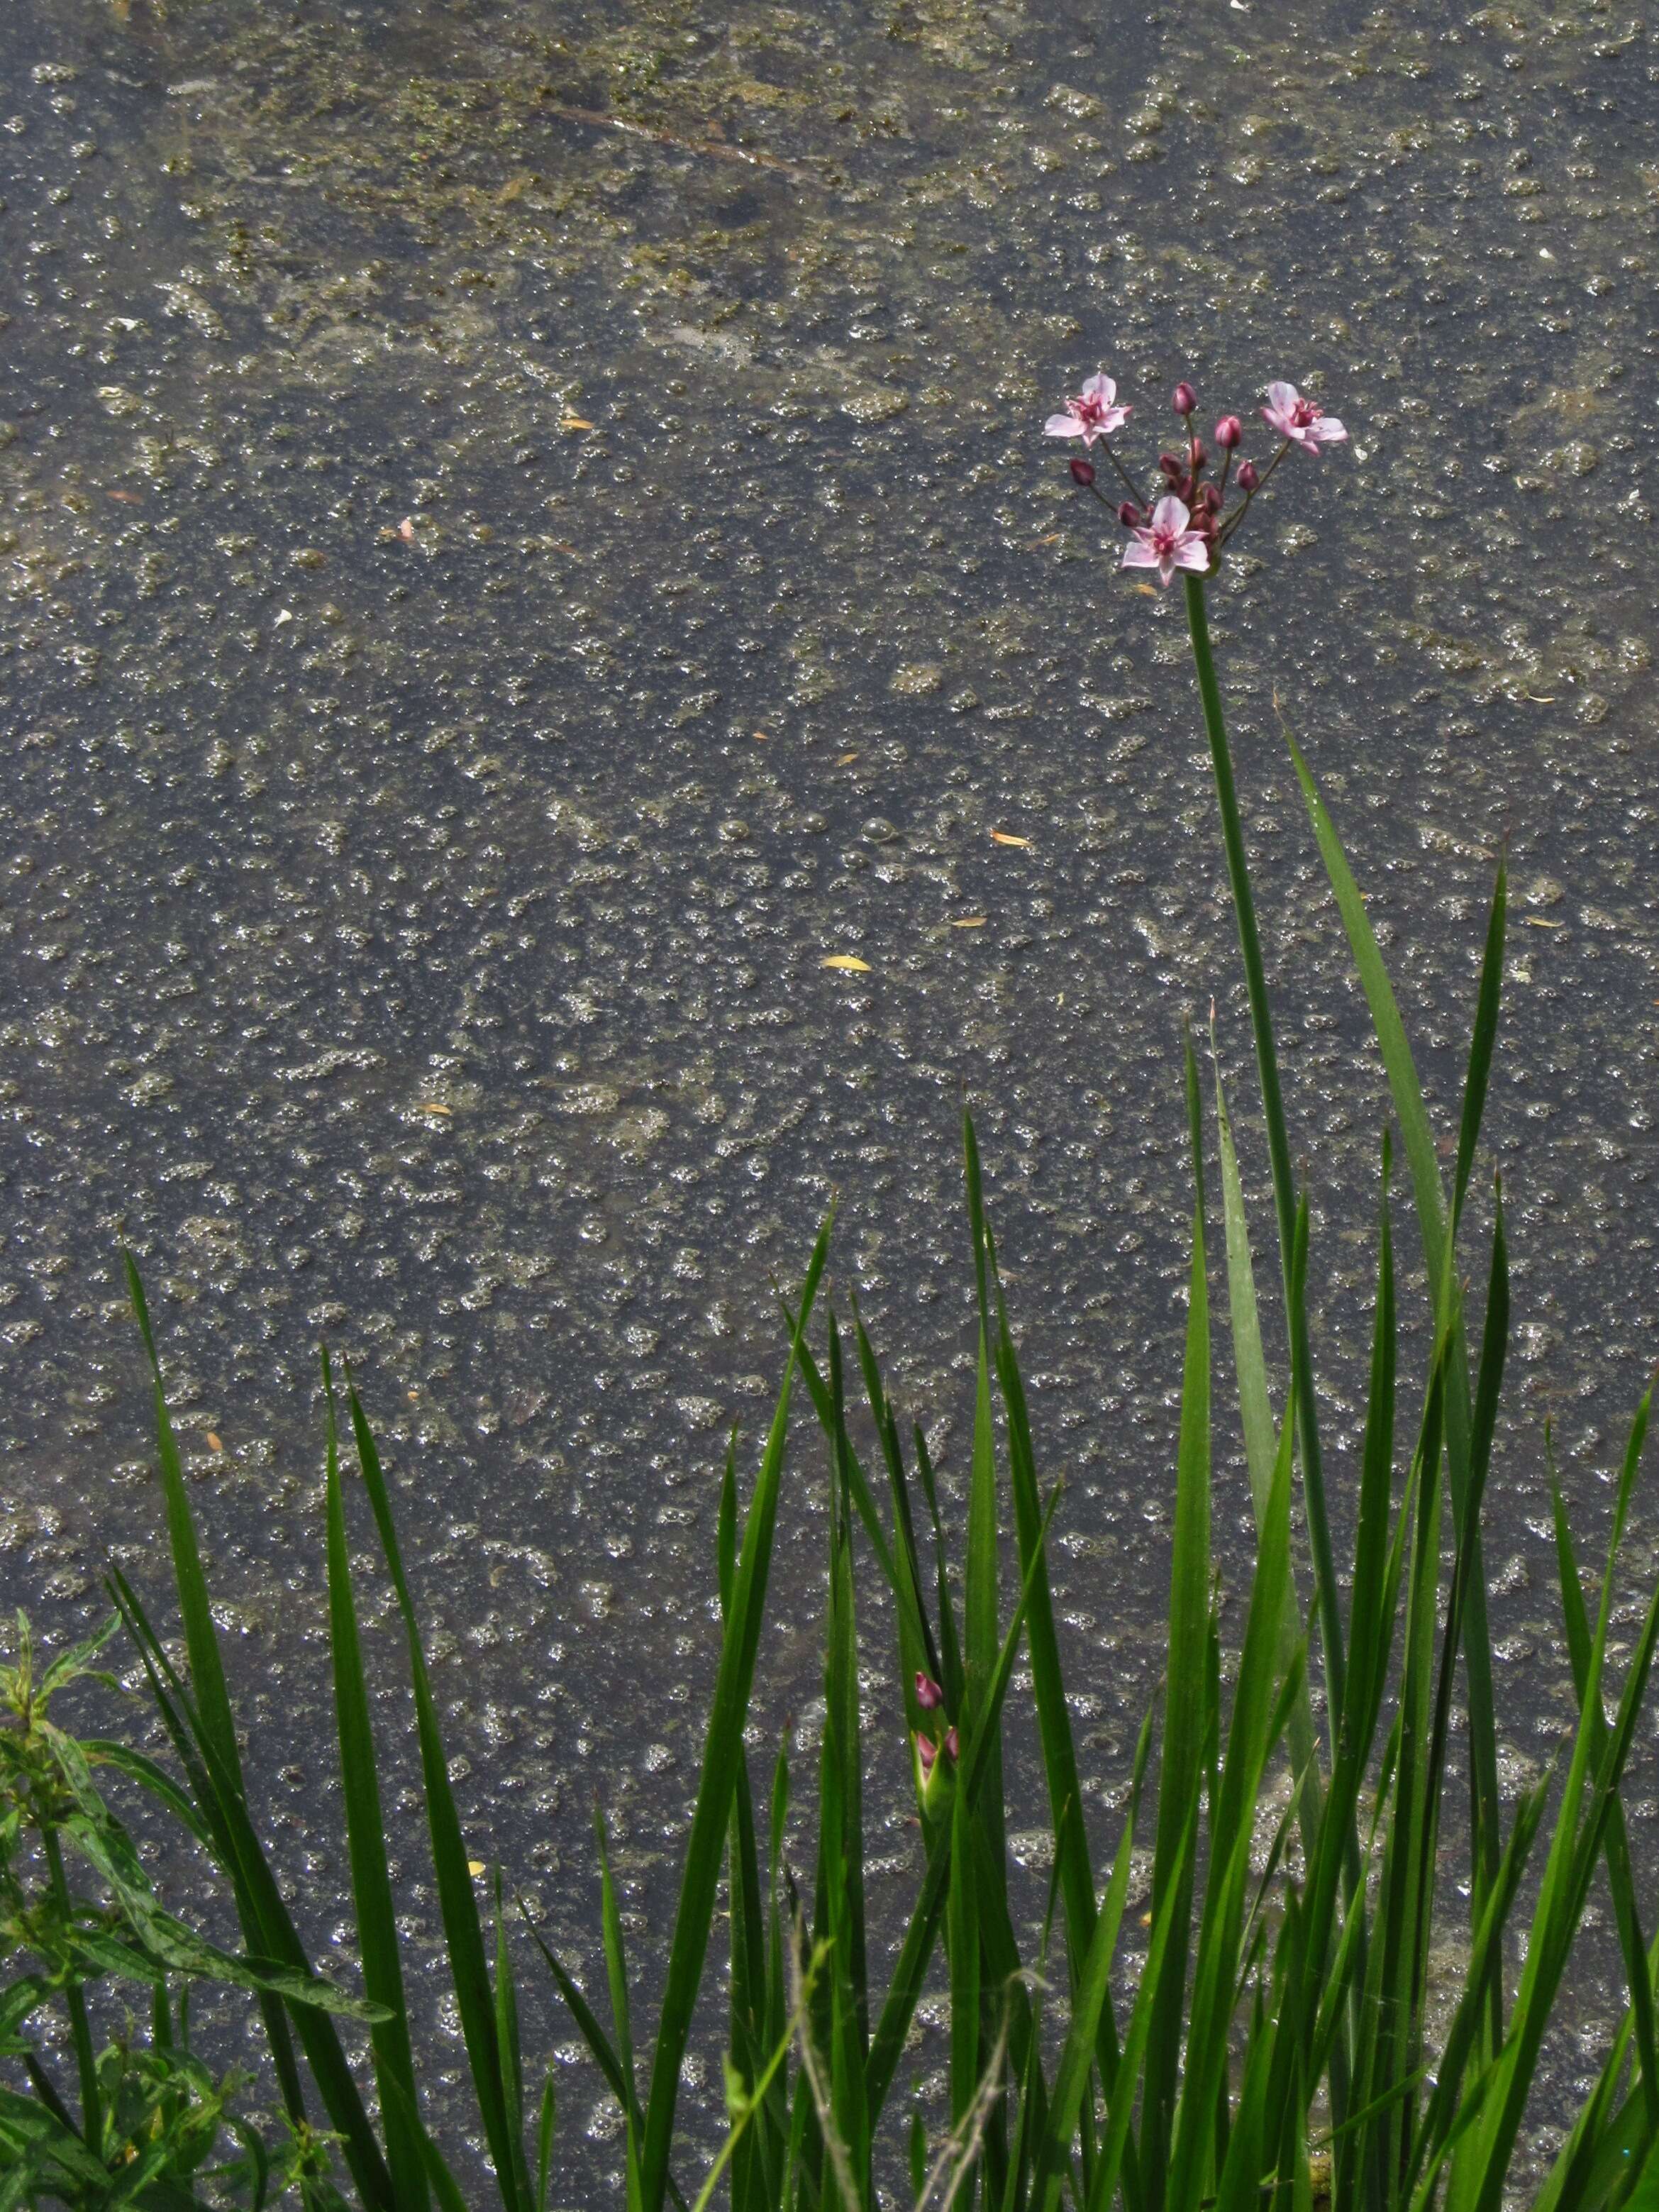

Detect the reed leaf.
xmin=321 ymin=1351 xmax=429 ymax=2212
xmin=636 ymin=1221 xmax=828 ymax=2212
xmin=340 ymin=1379 xmax=526 ymax=2211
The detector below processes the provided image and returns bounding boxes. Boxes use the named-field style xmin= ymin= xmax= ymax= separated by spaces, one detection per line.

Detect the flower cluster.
xmin=1045 ymin=371 xmax=1348 ymax=586
xmin=911 ymin=1670 xmax=958 ymax=1819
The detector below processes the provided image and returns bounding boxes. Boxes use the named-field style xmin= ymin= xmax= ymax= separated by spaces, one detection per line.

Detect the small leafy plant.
xmin=0 ymin=1613 xmax=357 ymax=2207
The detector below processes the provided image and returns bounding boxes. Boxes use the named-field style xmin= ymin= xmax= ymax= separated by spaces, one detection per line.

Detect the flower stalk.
xmin=1048 ymin=365 xmax=1355 ymax=1735
xmin=1182 ymin=572 xmax=1345 ymax=1723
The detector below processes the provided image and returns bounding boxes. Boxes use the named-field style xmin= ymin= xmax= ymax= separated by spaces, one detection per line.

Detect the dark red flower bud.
xmin=1236 ymin=458 xmax=1260 ymax=493
xmin=1158 ymin=451 xmax=1184 ymax=479
xmin=1189 ymin=438 xmax=1207 ymax=470
xmin=942 ymin=1727 xmax=960 ymax=1763
xmin=915 ymin=1672 xmax=945 ymax=1711
xmin=1199 ymin=482 xmax=1222 ymax=511
xmin=1116 ymin=499 xmax=1141 ymax=526
xmin=1215 ymin=415 xmax=1243 ymax=449
xmin=1069 ymin=456 xmax=1096 ymax=486
xmin=1172 ymin=381 xmax=1197 ymax=416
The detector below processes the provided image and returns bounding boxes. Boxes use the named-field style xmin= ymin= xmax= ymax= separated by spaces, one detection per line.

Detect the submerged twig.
xmin=914 ymin=1983 xmax=1020 ymax=2212
xmin=787 ymin=1910 xmax=862 ymax=2211
xmin=538 ymin=99 xmax=821 ymax=187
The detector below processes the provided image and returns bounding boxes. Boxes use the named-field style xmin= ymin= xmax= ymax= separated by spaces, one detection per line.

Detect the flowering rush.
xmin=1044 ymin=370 xmax=1131 ymax=448
xmin=1045 ymin=368 xmax=1350 ymax=585
xmin=1260 ymin=379 xmax=1348 ymax=453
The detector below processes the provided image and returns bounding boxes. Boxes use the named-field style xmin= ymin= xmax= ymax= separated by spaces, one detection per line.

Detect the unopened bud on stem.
xmin=1172 ymin=381 xmax=1197 ymax=417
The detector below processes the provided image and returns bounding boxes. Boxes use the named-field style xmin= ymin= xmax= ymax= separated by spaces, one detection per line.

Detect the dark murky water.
xmin=3 ymin=0 xmax=1658 ymax=2196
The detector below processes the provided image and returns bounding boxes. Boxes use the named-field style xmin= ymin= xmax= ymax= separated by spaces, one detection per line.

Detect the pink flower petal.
xmin=1150 ymin=494 xmax=1192 ymax=533
xmin=1315 ymin=415 xmax=1348 ymax=443
xmin=1045 ymin=411 xmax=1083 ymax=438
xmin=1173 ymin=538 xmax=1209 ymax=572
xmin=1081 ymin=372 xmax=1117 ymax=407
xmin=1264 ymin=380 xmax=1299 ymax=412
xmin=1120 ymin=538 xmax=1160 ymax=569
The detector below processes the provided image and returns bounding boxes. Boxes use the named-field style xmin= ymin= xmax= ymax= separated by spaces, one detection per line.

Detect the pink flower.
xmin=1045 ymin=371 xmax=1131 ymax=448
xmin=914 ymin=1672 xmax=945 ymax=1711
xmin=1120 ymin=494 xmax=1210 ymax=586
xmin=1260 ymin=380 xmax=1348 ymax=453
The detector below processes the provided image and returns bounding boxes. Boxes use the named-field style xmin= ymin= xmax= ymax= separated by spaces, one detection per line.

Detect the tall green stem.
xmin=43 ymin=1823 xmax=102 ymax=2151
xmin=1182 ymin=573 xmax=1346 ymax=1732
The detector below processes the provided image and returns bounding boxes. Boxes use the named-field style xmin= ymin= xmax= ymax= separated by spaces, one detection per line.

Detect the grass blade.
xmin=536 ymin=2077 xmax=556 ymax=2212
xmin=493 ymin=1871 xmax=536 ymax=2212
xmin=321 ymin=1351 xmax=430 ymax=2212
xmin=1452 ymin=866 xmax=1507 ymax=1238
xmin=1031 ymin=1791 xmax=1141 ymax=2210
xmin=865 ymin=1485 xmax=1062 ymax=2123
xmin=1550 ymin=1462 xmax=1659 ymax=2134
xmin=1464 ymin=1383 xmax=1654 ymax=2212
xmin=965 ymin=1324 xmax=1006 ymax=1908
xmin=637 ymin=1224 xmax=828 ymax=2212
xmin=1286 ymin=731 xmax=1504 ymax=1909
xmin=122 ymin=1254 xmax=240 ymax=1788
xmin=1141 ymin=1032 xmax=1212 ymax=2181
xmin=344 ymin=1378 xmax=526 ymax=2212
xmin=1167 ymin=1403 xmax=1296 ymax=2212
xmin=1212 ymin=1035 xmax=1317 ymax=1786
xmin=106 ymin=1569 xmax=396 ymax=2211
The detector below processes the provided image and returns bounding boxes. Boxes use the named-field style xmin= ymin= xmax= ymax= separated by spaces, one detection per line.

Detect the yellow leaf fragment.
xmin=420 ymin=1101 xmax=453 ymax=1115
xmin=823 ymin=954 xmax=872 ymax=972
xmin=206 ymin=1433 xmax=223 ymax=1453
xmin=950 ymin=916 xmax=987 ymax=928
xmin=836 ymin=751 xmax=860 ymax=765
xmin=467 ymin=1860 xmax=487 ymax=1877
xmin=991 ymin=831 xmax=1030 ymax=847
xmin=560 ymin=414 xmax=595 ymax=432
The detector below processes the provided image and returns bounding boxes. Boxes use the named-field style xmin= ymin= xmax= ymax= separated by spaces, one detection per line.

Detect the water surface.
xmin=3 ymin=0 xmax=1658 ymax=2194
